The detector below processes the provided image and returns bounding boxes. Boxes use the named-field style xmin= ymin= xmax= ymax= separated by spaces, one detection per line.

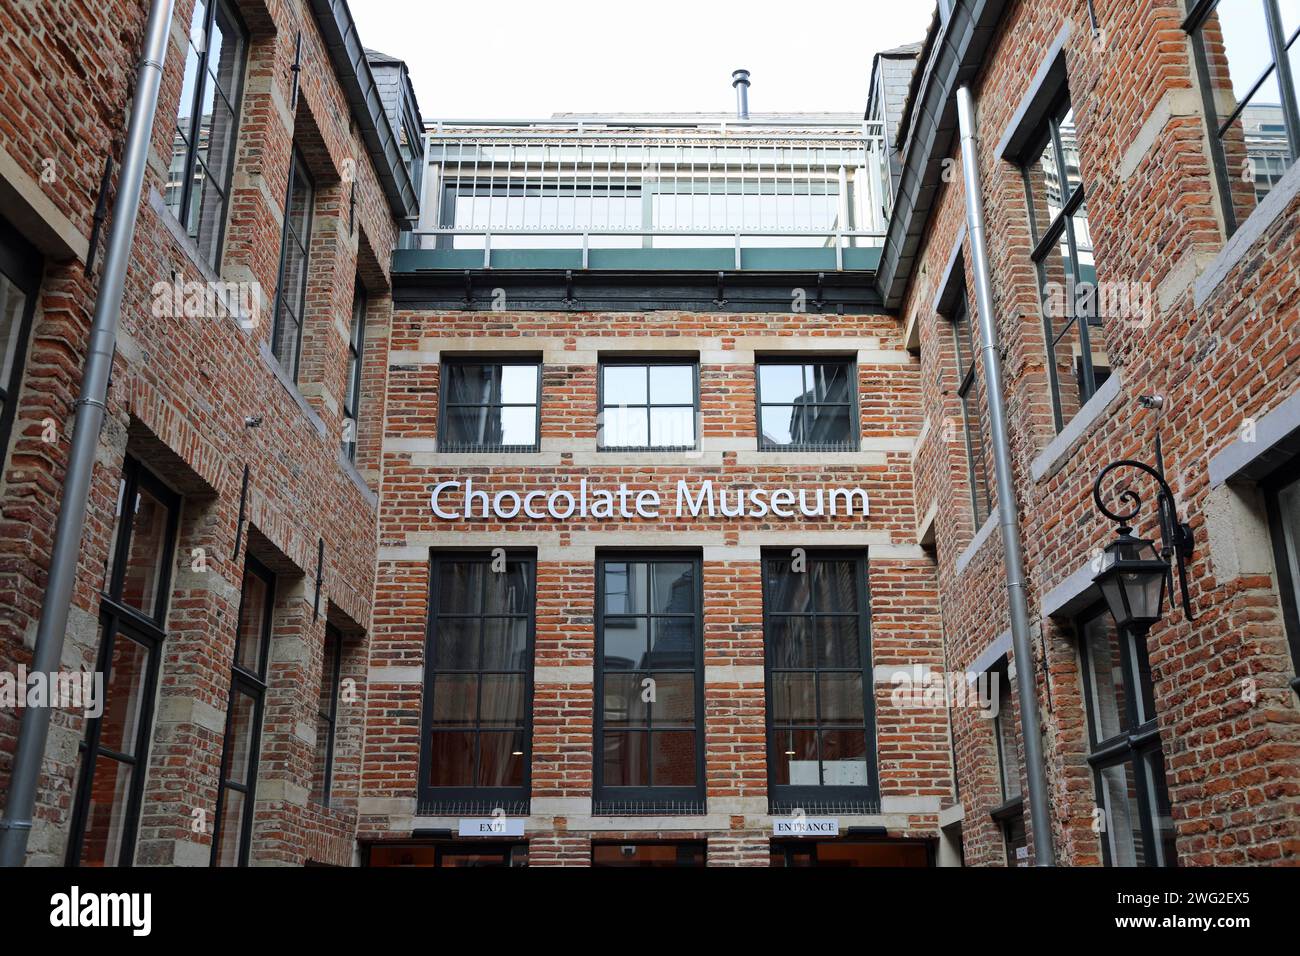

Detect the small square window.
xmin=598 ymin=360 xmax=698 ymax=450
xmin=756 ymin=360 xmax=858 ymax=451
xmin=438 ymin=360 xmax=541 ymax=452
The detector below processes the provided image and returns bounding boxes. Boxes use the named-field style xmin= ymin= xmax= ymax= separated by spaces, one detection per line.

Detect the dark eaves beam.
xmin=874 ymin=0 xmax=1010 ymax=310
xmin=308 ymin=0 xmax=419 ymax=222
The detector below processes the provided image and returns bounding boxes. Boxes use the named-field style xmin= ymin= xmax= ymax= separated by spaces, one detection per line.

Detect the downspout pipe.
xmin=955 ymin=84 xmax=1056 ymax=865
xmin=0 ymin=0 xmax=176 ymax=867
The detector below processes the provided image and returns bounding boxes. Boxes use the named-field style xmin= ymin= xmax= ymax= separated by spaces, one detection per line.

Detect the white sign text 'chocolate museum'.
xmin=430 ymin=479 xmax=870 ymax=522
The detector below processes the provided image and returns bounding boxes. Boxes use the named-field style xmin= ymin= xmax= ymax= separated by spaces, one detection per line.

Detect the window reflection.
xmin=765 ymin=554 xmax=873 ymax=797
xmin=1190 ymin=0 xmax=1300 ymax=231
xmin=597 ymin=556 xmax=701 ymax=800
xmin=599 ymin=362 xmax=697 ymax=450
xmin=441 ymin=362 xmax=540 ymax=451
xmin=757 ymin=361 xmax=857 ymax=451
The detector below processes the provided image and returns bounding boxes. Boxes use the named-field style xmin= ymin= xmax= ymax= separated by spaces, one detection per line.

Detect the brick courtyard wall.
xmin=0 ymin=0 xmax=406 ymax=865
xmin=360 ymin=306 xmax=951 ymax=864
xmin=898 ymin=0 xmax=1300 ymax=866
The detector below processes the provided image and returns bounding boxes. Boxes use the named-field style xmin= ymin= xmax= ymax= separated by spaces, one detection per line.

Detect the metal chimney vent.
xmin=731 ymin=69 xmax=750 ymax=119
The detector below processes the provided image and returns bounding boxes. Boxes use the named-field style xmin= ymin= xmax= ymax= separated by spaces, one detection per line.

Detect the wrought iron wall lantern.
xmin=1091 ymin=396 xmax=1196 ymax=634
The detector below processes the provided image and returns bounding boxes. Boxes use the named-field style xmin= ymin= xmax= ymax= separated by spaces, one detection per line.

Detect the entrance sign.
xmin=458 ymin=818 xmax=526 ymax=837
xmin=772 ymin=817 xmax=840 ymax=837
xmin=431 ymin=478 xmax=870 ymax=522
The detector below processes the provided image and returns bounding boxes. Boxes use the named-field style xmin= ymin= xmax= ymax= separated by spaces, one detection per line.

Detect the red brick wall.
xmin=0 ymin=0 xmax=404 ymax=865
xmin=899 ymin=0 xmax=1300 ymax=865
xmin=363 ymin=305 xmax=949 ymax=864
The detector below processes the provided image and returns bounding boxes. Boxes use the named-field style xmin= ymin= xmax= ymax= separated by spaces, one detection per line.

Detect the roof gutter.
xmin=873 ymin=0 xmax=1010 ymax=309
xmin=308 ymin=0 xmax=419 ymax=222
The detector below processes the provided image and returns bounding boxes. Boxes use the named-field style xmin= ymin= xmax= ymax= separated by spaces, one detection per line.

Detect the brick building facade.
xmin=883 ymin=0 xmax=1300 ymax=867
xmin=358 ymin=305 xmax=948 ymax=866
xmin=0 ymin=0 xmax=419 ymax=865
xmin=2 ymin=0 xmax=1299 ymax=869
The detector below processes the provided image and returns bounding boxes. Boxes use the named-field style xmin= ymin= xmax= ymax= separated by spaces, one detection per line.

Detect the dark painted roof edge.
xmin=308 ymin=0 xmax=419 ymax=221
xmin=865 ymin=55 xmax=880 ymax=122
xmin=893 ymin=4 xmax=942 ymax=149
xmin=398 ymin=58 xmax=425 ymax=139
xmin=875 ymin=0 xmax=1010 ymax=311
xmin=865 ymin=41 xmax=927 ymax=120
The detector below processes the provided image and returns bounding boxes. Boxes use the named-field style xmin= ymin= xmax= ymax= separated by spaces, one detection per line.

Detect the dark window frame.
xmin=67 ymin=457 xmax=181 ymax=866
xmin=436 ymin=357 xmax=542 ymax=453
xmin=754 ymin=356 xmax=860 ymax=453
xmin=990 ymin=658 xmax=1022 ymax=804
xmin=988 ymin=657 xmax=1027 ymax=866
xmin=762 ymin=549 xmax=878 ymax=813
xmin=1075 ymin=602 xmax=1177 ymax=867
xmin=945 ymin=290 xmax=993 ymax=526
xmin=168 ymin=0 xmax=248 ymax=268
xmin=1184 ymin=0 xmax=1300 ymax=236
xmin=312 ymin=623 xmax=345 ymax=808
xmin=597 ymin=357 xmax=700 ymax=452
xmin=0 ymin=215 xmax=42 ymax=478
xmin=342 ymin=281 xmax=367 ymax=461
xmin=1262 ymin=457 xmax=1300 ymax=692
xmin=270 ymin=146 xmax=315 ymax=382
xmin=1020 ymin=93 xmax=1104 ymax=433
xmin=212 ymin=555 xmax=275 ymax=866
xmin=593 ymin=551 xmax=706 ymax=812
xmin=417 ymin=550 xmax=537 ymax=814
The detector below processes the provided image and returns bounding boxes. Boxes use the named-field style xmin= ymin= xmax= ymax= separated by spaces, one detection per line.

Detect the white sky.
xmin=350 ymin=0 xmax=937 ymax=119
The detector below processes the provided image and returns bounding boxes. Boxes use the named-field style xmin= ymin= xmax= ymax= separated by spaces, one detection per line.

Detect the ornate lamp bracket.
xmin=1092 ymin=456 xmax=1196 ymax=621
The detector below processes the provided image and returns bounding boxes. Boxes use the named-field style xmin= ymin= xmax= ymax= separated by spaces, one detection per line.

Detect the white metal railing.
xmin=406 ymin=227 xmax=887 ymax=270
xmin=413 ymin=118 xmax=892 ymax=255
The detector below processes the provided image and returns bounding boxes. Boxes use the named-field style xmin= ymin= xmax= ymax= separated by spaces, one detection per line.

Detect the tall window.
xmin=598 ymin=360 xmax=697 ymax=450
xmin=438 ymin=359 xmax=540 ymax=452
xmin=213 ymin=557 xmax=275 ymax=866
xmin=1076 ymin=605 xmax=1178 ymax=867
xmin=595 ymin=554 xmax=704 ymax=812
xmin=949 ymin=292 xmax=992 ymax=526
xmin=1263 ymin=462 xmax=1300 ymax=689
xmin=763 ymin=552 xmax=876 ymax=812
xmin=271 ymin=148 xmax=314 ymax=381
xmin=165 ymin=0 xmax=247 ymax=267
xmin=0 ymin=216 xmax=40 ymax=476
xmin=989 ymin=658 xmax=1027 ymax=867
xmin=1186 ymin=0 xmax=1300 ymax=234
xmin=756 ymin=359 xmax=858 ymax=452
xmin=310 ymin=624 xmax=345 ymax=807
xmin=69 ymin=458 xmax=180 ymax=866
xmin=342 ymin=282 xmax=367 ymax=461
xmin=419 ymin=552 xmax=535 ymax=813
xmin=1022 ymin=96 xmax=1107 ymax=432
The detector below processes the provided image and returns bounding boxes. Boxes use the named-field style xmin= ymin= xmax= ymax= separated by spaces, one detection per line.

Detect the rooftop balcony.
xmin=396 ymin=115 xmax=890 ymax=274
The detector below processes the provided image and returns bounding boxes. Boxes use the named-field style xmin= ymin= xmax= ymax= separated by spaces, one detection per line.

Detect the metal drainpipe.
xmin=955 ymin=84 xmax=1056 ymax=866
xmin=0 ymin=0 xmax=176 ymax=867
